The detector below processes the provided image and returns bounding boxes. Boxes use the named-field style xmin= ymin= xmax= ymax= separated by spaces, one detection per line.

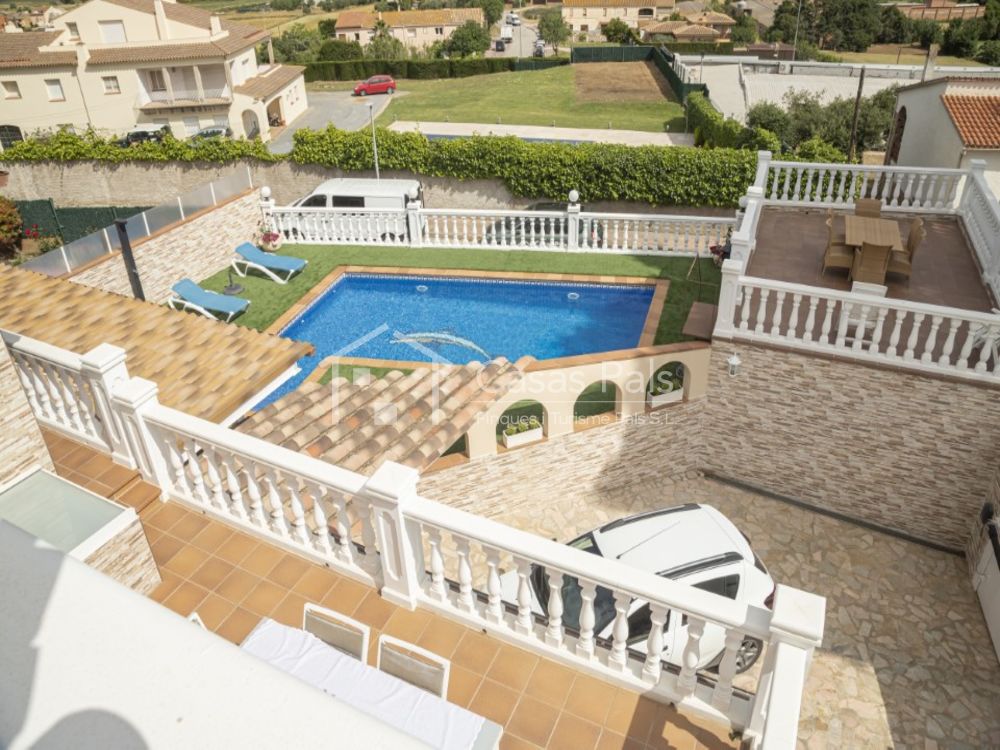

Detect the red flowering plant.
xmin=23 ymin=223 xmax=41 ymax=241
xmin=0 ymin=197 xmax=23 ymax=257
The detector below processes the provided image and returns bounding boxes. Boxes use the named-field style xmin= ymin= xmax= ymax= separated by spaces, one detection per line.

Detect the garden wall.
xmin=68 ymin=189 xmax=260 ymax=304
xmin=700 ymin=343 xmax=1000 ymax=551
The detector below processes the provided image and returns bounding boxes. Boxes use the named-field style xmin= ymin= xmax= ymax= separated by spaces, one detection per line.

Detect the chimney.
xmin=153 ymin=0 xmax=169 ymax=39
xmin=210 ymin=13 xmax=222 ymax=35
xmin=921 ymin=43 xmax=939 ymax=82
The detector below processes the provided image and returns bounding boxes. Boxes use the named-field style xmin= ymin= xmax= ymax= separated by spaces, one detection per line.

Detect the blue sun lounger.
xmin=231 ymin=242 xmax=307 ymax=284
xmin=168 ymin=278 xmax=249 ymax=323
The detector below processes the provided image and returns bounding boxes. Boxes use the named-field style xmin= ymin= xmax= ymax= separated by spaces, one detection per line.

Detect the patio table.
xmin=843 ymin=215 xmax=903 ymax=252
xmin=241 ymin=618 xmax=501 ymax=749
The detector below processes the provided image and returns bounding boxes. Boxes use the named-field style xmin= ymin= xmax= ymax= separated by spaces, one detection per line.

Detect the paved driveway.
xmin=268 ymin=90 xmax=394 ymax=154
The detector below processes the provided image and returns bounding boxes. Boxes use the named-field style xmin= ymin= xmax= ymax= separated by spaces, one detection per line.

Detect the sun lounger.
xmin=231 ymin=242 xmax=307 ymax=284
xmin=167 ymin=278 xmax=249 ymax=322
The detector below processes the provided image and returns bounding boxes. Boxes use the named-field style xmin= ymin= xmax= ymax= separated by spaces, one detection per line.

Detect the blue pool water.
xmin=256 ymin=273 xmax=654 ymax=408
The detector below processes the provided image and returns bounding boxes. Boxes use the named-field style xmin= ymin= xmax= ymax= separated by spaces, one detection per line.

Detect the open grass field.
xmin=376 ymin=62 xmax=685 ymax=132
xmin=834 ymin=44 xmax=984 ymax=67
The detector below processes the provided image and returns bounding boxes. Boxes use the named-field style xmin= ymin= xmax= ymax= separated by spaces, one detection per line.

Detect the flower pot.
xmin=502 ymin=426 xmax=544 ymax=449
xmin=0 ymin=171 xmax=8 ymax=188
xmin=261 ymin=240 xmax=282 ymax=253
xmin=647 ymin=389 xmax=683 ymax=409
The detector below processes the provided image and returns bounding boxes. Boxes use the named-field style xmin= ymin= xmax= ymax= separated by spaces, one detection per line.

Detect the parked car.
xmin=500 ymin=504 xmax=776 ymax=673
xmin=507 ymin=12 xmax=520 ymax=25
xmin=190 ymin=125 xmax=232 ymax=140
xmin=118 ymin=124 xmax=170 ymax=147
xmin=353 ymin=75 xmax=396 ymax=97
xmin=533 ymin=46 xmax=544 ymax=58
xmin=484 ymin=201 xmax=604 ymax=246
xmin=495 ymin=39 xmax=506 ymax=52
xmin=291 ymin=178 xmax=422 ymax=209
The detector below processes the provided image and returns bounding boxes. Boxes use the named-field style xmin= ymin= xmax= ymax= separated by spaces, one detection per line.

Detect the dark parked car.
xmin=191 ymin=125 xmax=232 ymax=140
xmin=484 ymin=201 xmax=604 ymax=246
xmin=495 ymin=39 xmax=506 ymax=52
xmin=353 ymin=75 xmax=396 ymax=96
xmin=118 ymin=124 xmax=170 ymax=147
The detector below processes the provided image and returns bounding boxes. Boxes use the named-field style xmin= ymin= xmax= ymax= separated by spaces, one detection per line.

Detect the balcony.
xmin=139 ymin=85 xmax=231 ymax=111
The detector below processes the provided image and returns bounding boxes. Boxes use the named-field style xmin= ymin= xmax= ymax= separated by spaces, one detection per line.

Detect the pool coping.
xmin=265 ymin=265 xmax=670 ymax=349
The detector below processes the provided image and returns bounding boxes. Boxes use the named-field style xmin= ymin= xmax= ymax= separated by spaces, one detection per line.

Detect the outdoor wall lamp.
xmin=727 ymin=352 xmax=742 ymax=377
xmin=568 ymin=189 xmax=580 ymax=205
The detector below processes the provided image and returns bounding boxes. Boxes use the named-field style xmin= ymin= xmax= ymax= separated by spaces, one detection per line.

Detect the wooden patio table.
xmin=843 ymin=215 xmax=903 ymax=252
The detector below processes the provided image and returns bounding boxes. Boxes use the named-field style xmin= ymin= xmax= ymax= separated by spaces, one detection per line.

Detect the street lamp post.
xmin=368 ymin=102 xmax=380 ymax=180
xmin=791 ymin=0 xmax=804 ymax=62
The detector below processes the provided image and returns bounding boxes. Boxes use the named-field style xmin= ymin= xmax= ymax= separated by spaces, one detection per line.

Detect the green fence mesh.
xmin=14 ymin=201 xmax=150 ymax=244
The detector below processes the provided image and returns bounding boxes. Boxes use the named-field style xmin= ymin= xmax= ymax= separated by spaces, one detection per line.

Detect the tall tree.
xmin=876 ymin=5 xmax=911 ymax=44
xmin=272 ymin=24 xmax=324 ymax=63
xmin=365 ymin=20 xmax=406 ymax=59
xmin=816 ymin=0 xmax=882 ymax=52
xmin=766 ymin=0 xmax=817 ymax=45
xmin=538 ymin=9 xmax=570 ymax=48
xmin=730 ymin=14 xmax=757 ymax=44
xmin=601 ymin=17 xmax=633 ymax=43
xmin=445 ymin=20 xmax=491 ymax=56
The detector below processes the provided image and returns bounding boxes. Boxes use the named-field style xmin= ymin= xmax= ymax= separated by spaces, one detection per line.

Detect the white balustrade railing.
xmin=715 ymin=272 xmax=1000 ymax=382
xmin=959 ymin=160 xmax=1000 ymax=301
xmin=264 ymin=199 xmax=735 ymax=257
xmin=4 ymin=330 xmax=824 ymax=749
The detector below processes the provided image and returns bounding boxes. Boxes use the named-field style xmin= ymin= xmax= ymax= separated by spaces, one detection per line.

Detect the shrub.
xmin=685 ymin=93 xmax=746 ymax=148
xmin=0 ymin=197 xmax=22 ymax=257
xmin=503 ymin=415 xmax=541 ymax=436
xmin=912 ymin=18 xmax=942 ymax=49
xmin=977 ymin=39 xmax=1000 ymax=65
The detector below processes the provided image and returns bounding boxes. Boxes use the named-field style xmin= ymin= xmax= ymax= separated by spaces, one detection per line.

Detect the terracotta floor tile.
xmin=144 ymin=503 xmax=189 ymax=532
xmin=94 ymin=463 xmax=138 ymax=492
xmin=189 ymin=556 xmax=236 ymax=590
xmin=487 ymin=645 xmax=539 ymax=693
xmin=190 ymin=522 xmax=235 ymax=554
xmin=564 ymin=673 xmax=618 ymax=725
xmin=320 ymin=577 xmax=372 ymax=615
xmin=452 ymin=630 xmax=502 ymax=674
xmin=650 ymin=720 xmax=697 ymax=750
xmin=595 ymin=730 xmax=643 ymax=750
xmin=446 ymin=665 xmax=482 ymax=709
xmin=499 ymin=735 xmax=542 ymax=750
xmin=216 ymin=607 xmax=260 ymax=645
xmin=653 ymin=707 xmax=736 ymax=750
xmin=524 ymin=659 xmax=576 ymax=708
xmin=170 ymin=511 xmax=211 ymax=541
xmin=468 ymin=679 xmax=520 ymax=726
xmin=416 ymin=616 xmax=468 ymax=660
xmin=619 ymin=697 xmax=661 ymax=743
xmin=149 ymin=570 xmax=183 ymax=603
xmin=266 ymin=553 xmax=311 ymax=589
xmin=241 ymin=543 xmax=285 ymax=577
xmin=382 ymin=607 xmax=433 ymax=643
xmin=142 ymin=525 xmax=163 ymax=547
xmin=271 ymin=591 xmax=309 ymax=628
xmin=547 ymin=713 xmax=603 ymax=750
xmin=193 ymin=593 xmax=237 ymax=631
xmin=604 ymin=689 xmax=643 ymax=737
xmin=163 ymin=544 xmax=211 ymax=578
xmin=291 ymin=566 xmax=340 ymax=602
xmin=162 ymin=580 xmax=210 ymax=617
xmin=150 ymin=534 xmax=186 ymax=566
xmin=214 ymin=532 xmax=259 ymax=565
xmin=353 ymin=591 xmax=397 ymax=630
xmin=507 ymin=696 xmax=560 ymax=747
xmin=113 ymin=480 xmax=161 ymax=512
xmin=216 ymin=568 xmax=262 ymax=605
xmin=242 ymin=579 xmax=288 ymax=617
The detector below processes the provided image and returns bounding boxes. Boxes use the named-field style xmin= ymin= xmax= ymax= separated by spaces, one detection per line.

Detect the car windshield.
xmin=528 ymin=533 xmax=618 ymax=633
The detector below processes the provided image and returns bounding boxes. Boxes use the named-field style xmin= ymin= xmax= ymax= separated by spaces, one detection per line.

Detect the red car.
xmin=353 ymin=75 xmax=396 ymax=97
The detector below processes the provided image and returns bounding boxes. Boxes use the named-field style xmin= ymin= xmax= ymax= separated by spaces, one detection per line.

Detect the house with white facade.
xmin=333 ymin=8 xmax=485 ymax=50
xmin=561 ymin=0 xmax=675 ymax=35
xmin=0 ymin=0 xmax=307 ymax=145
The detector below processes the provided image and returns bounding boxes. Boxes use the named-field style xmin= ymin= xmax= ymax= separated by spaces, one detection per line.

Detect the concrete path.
xmin=388 ymin=120 xmax=695 ymax=147
xmin=269 ymin=90 xmax=394 ymax=154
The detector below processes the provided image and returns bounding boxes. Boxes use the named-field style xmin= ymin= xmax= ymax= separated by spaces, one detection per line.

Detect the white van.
xmin=291 ymin=178 xmax=422 ymax=209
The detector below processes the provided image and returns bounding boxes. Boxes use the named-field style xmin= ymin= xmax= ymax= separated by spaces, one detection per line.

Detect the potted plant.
xmin=501 ymin=416 xmax=544 ymax=449
xmin=260 ymin=229 xmax=282 ymax=253
xmin=647 ymin=366 xmax=684 ymax=409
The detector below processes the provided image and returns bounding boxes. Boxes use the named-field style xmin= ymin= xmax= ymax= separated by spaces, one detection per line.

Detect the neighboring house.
xmin=0 ymin=0 xmax=307 ymax=145
xmin=562 ymin=0 xmax=675 ymax=35
xmin=742 ymin=41 xmax=795 ymax=59
xmin=334 ymin=8 xmax=485 ymax=49
xmin=888 ymin=77 xmax=1000 ymax=195
xmin=641 ymin=19 xmax=721 ymax=41
xmin=683 ymin=10 xmax=736 ymax=36
xmin=887 ymin=0 xmax=985 ymax=22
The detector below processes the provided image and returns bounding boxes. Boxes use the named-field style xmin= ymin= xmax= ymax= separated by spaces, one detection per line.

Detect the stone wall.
xmin=0 ymin=344 xmax=54 ymax=487
xmin=417 ymin=399 xmax=706 ymax=518
xmin=0 ymin=160 xmax=732 ymax=216
xmin=69 ymin=190 xmax=261 ymax=303
xmin=701 ymin=343 xmax=1000 ymax=551
xmin=84 ymin=517 xmax=161 ymax=594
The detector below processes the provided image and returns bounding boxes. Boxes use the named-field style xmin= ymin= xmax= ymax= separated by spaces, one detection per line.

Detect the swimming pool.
xmin=257 ymin=272 xmax=657 ymax=408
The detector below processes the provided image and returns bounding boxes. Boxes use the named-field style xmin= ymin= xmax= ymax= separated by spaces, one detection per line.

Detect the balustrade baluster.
xmin=738 ymin=287 xmax=752 ymax=331
xmin=201 ymin=449 xmax=227 ymax=512
xmin=711 ymin=629 xmax=744 ymax=711
xmin=13 ymin=355 xmax=45 ymax=418
xmin=770 ymin=290 xmax=786 ymax=336
xmin=835 ymin=301 xmax=852 ymax=348
xmin=903 ymin=312 xmax=926 ymax=361
xmin=53 ymin=368 xmax=85 ymax=433
xmin=780 ymin=167 xmax=792 ymax=201
xmin=921 ymin=315 xmax=943 ymax=363
xmin=915 ymin=174 xmax=928 ymax=209
xmin=868 ymin=306 xmax=888 ymax=354
xmin=642 ymin=604 xmax=668 ymax=683
xmin=284 ymin=480 xmax=310 ymax=547
xmin=484 ymin=548 xmax=503 ymax=624
xmin=515 ymin=557 xmax=533 ymax=633
xmin=802 ymin=167 xmax=815 ymax=202
xmin=221 ymin=455 xmax=248 ymax=521
xmin=819 ymin=300 xmax=835 ymax=345
xmin=165 ymin=436 xmax=193 ymax=500
xmin=927 ymin=174 xmax=942 ymax=209
xmin=244 ymin=465 xmax=268 ymax=528
xmin=754 ymin=288 xmax=770 ymax=334
xmin=68 ymin=372 xmax=99 ymax=438
xmin=802 ymin=296 xmax=817 ymax=342
xmin=427 ymin=527 xmax=446 ymax=601
xmin=312 ymin=484 xmax=336 ymax=556
xmin=792 ymin=166 xmax=804 ymax=202
xmin=851 ymin=305 xmax=871 ymax=352
xmin=263 ymin=468 xmax=289 ymax=536
xmin=183 ymin=438 xmax=211 ymax=506
xmin=456 ymin=538 xmax=475 ymax=613
xmin=957 ymin=321 xmax=977 ymax=370
xmin=356 ymin=498 xmax=378 ymax=564
xmin=38 ymin=362 xmax=68 ymax=426
xmin=823 ymin=168 xmax=836 ymax=203
xmin=677 ymin=616 xmax=705 ymax=696
xmin=545 ymin=568 xmax=564 ymax=647
xmin=608 ymin=590 xmax=630 ymax=671
xmin=938 ymin=318 xmax=960 ymax=367
xmin=975 ymin=324 xmax=999 ymax=373
xmin=575 ymin=579 xmax=597 ymax=658
xmin=885 ymin=311 xmax=905 ymax=358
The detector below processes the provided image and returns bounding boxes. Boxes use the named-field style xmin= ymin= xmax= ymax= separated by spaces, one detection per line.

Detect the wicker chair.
xmin=887 ymin=217 xmax=926 ymax=282
xmin=850 ymin=241 xmax=892 ymax=284
xmin=855 ymin=198 xmax=883 ymax=218
xmin=822 ymin=216 xmax=854 ymax=275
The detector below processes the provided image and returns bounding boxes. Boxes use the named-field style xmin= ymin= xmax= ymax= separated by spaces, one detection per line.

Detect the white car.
xmin=500 ymin=504 xmax=775 ymax=673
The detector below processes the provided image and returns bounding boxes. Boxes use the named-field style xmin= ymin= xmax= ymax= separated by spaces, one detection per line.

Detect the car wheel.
xmin=387 ymin=87 xmax=395 ymax=95
xmin=735 ymin=637 xmax=763 ymax=673
xmin=360 ymin=90 xmax=367 ymax=97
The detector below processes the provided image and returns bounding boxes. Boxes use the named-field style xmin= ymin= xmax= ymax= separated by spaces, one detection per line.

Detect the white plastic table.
xmin=241 ymin=618 xmax=501 ymax=749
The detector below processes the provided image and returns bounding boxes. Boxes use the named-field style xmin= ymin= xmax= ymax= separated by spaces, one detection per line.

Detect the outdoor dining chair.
xmin=821 ymin=214 xmax=854 ymax=276
xmin=851 ymin=242 xmax=893 ymax=285
xmin=377 ymin=634 xmax=450 ymax=698
xmin=854 ymin=198 xmax=883 ymax=218
xmin=303 ymin=603 xmax=371 ymax=661
xmin=887 ymin=217 xmax=926 ymax=283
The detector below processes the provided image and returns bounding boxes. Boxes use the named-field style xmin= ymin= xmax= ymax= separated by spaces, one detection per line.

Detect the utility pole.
xmin=791 ymin=0 xmax=804 ymax=62
xmin=847 ymin=66 xmax=866 ymax=162
xmin=368 ymin=102 xmax=380 ymax=180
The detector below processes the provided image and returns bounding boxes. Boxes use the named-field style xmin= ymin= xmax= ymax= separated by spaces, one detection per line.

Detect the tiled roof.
xmin=643 ymin=20 xmax=687 ymax=32
xmin=684 ymin=10 xmax=736 ymax=24
xmin=103 ymin=0 xmax=214 ymax=29
xmin=0 ymin=31 xmax=76 ymax=69
xmin=942 ymin=94 xmax=1000 ymax=148
xmin=234 ymin=64 xmax=304 ymax=101
xmin=896 ymin=75 xmax=1000 ymax=94
xmin=563 ymin=0 xmax=653 ymax=7
xmin=672 ymin=23 xmax=721 ymax=37
xmin=336 ymin=7 xmax=483 ymax=30
xmin=86 ymin=21 xmax=266 ymax=65
xmin=0 ymin=268 xmax=311 ymax=423
xmin=239 ymin=358 xmax=530 ymax=474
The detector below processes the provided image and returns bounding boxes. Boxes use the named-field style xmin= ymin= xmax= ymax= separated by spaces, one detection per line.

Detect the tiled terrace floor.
xmin=43 ymin=431 xmax=739 ymax=750
xmin=750 ymin=208 xmax=996 ymax=313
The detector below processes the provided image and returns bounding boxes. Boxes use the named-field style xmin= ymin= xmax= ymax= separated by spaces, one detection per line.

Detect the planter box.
xmin=647 ymin=389 xmax=683 ymax=409
xmin=502 ymin=426 xmax=544 ymax=449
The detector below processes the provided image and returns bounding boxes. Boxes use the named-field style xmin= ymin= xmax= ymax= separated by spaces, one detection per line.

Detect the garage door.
xmin=975 ymin=537 xmax=1000 ymax=664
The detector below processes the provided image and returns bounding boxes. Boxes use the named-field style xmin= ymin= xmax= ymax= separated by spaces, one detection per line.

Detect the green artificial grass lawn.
xmin=375 ymin=65 xmax=686 ymax=133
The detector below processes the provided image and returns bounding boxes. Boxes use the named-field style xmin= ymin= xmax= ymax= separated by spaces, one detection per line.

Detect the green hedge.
xmin=686 ymin=92 xmax=744 ymax=148
xmin=14 ymin=200 xmax=149 ymax=243
xmin=2 ymin=130 xmax=279 ymax=163
xmin=303 ymin=56 xmax=568 ymax=82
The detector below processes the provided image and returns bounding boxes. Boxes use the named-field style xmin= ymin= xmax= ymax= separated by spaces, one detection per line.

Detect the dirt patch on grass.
xmin=573 ymin=61 xmax=676 ymax=103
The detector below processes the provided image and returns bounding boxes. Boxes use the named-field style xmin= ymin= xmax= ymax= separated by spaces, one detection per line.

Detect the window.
xmin=98 ymin=19 xmax=127 ymax=43
xmin=102 ymin=75 xmax=120 ymax=94
xmin=331 ymin=196 xmax=365 ymax=208
xmin=0 ymin=125 xmax=24 ymax=150
xmin=45 ymin=79 xmax=65 ymax=102
xmin=407 ymin=28 xmax=416 ymax=37
xmin=435 ymin=26 xmax=444 ymax=34
xmin=603 ymin=7 xmax=607 ymax=15
xmin=693 ymin=574 xmax=741 ymax=600
xmin=582 ymin=7 xmax=587 ymax=15
xmin=580 ymin=23 xmax=589 ymax=31
xmin=301 ymin=195 xmax=328 ymax=208
xmin=148 ymin=69 xmax=166 ymax=92
xmin=65 ymin=21 xmax=79 ymax=40
xmin=2 ymin=81 xmax=20 ymax=100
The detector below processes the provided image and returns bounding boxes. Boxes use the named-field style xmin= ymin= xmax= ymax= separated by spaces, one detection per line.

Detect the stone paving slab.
xmin=438 ymin=471 xmax=1000 ymax=748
